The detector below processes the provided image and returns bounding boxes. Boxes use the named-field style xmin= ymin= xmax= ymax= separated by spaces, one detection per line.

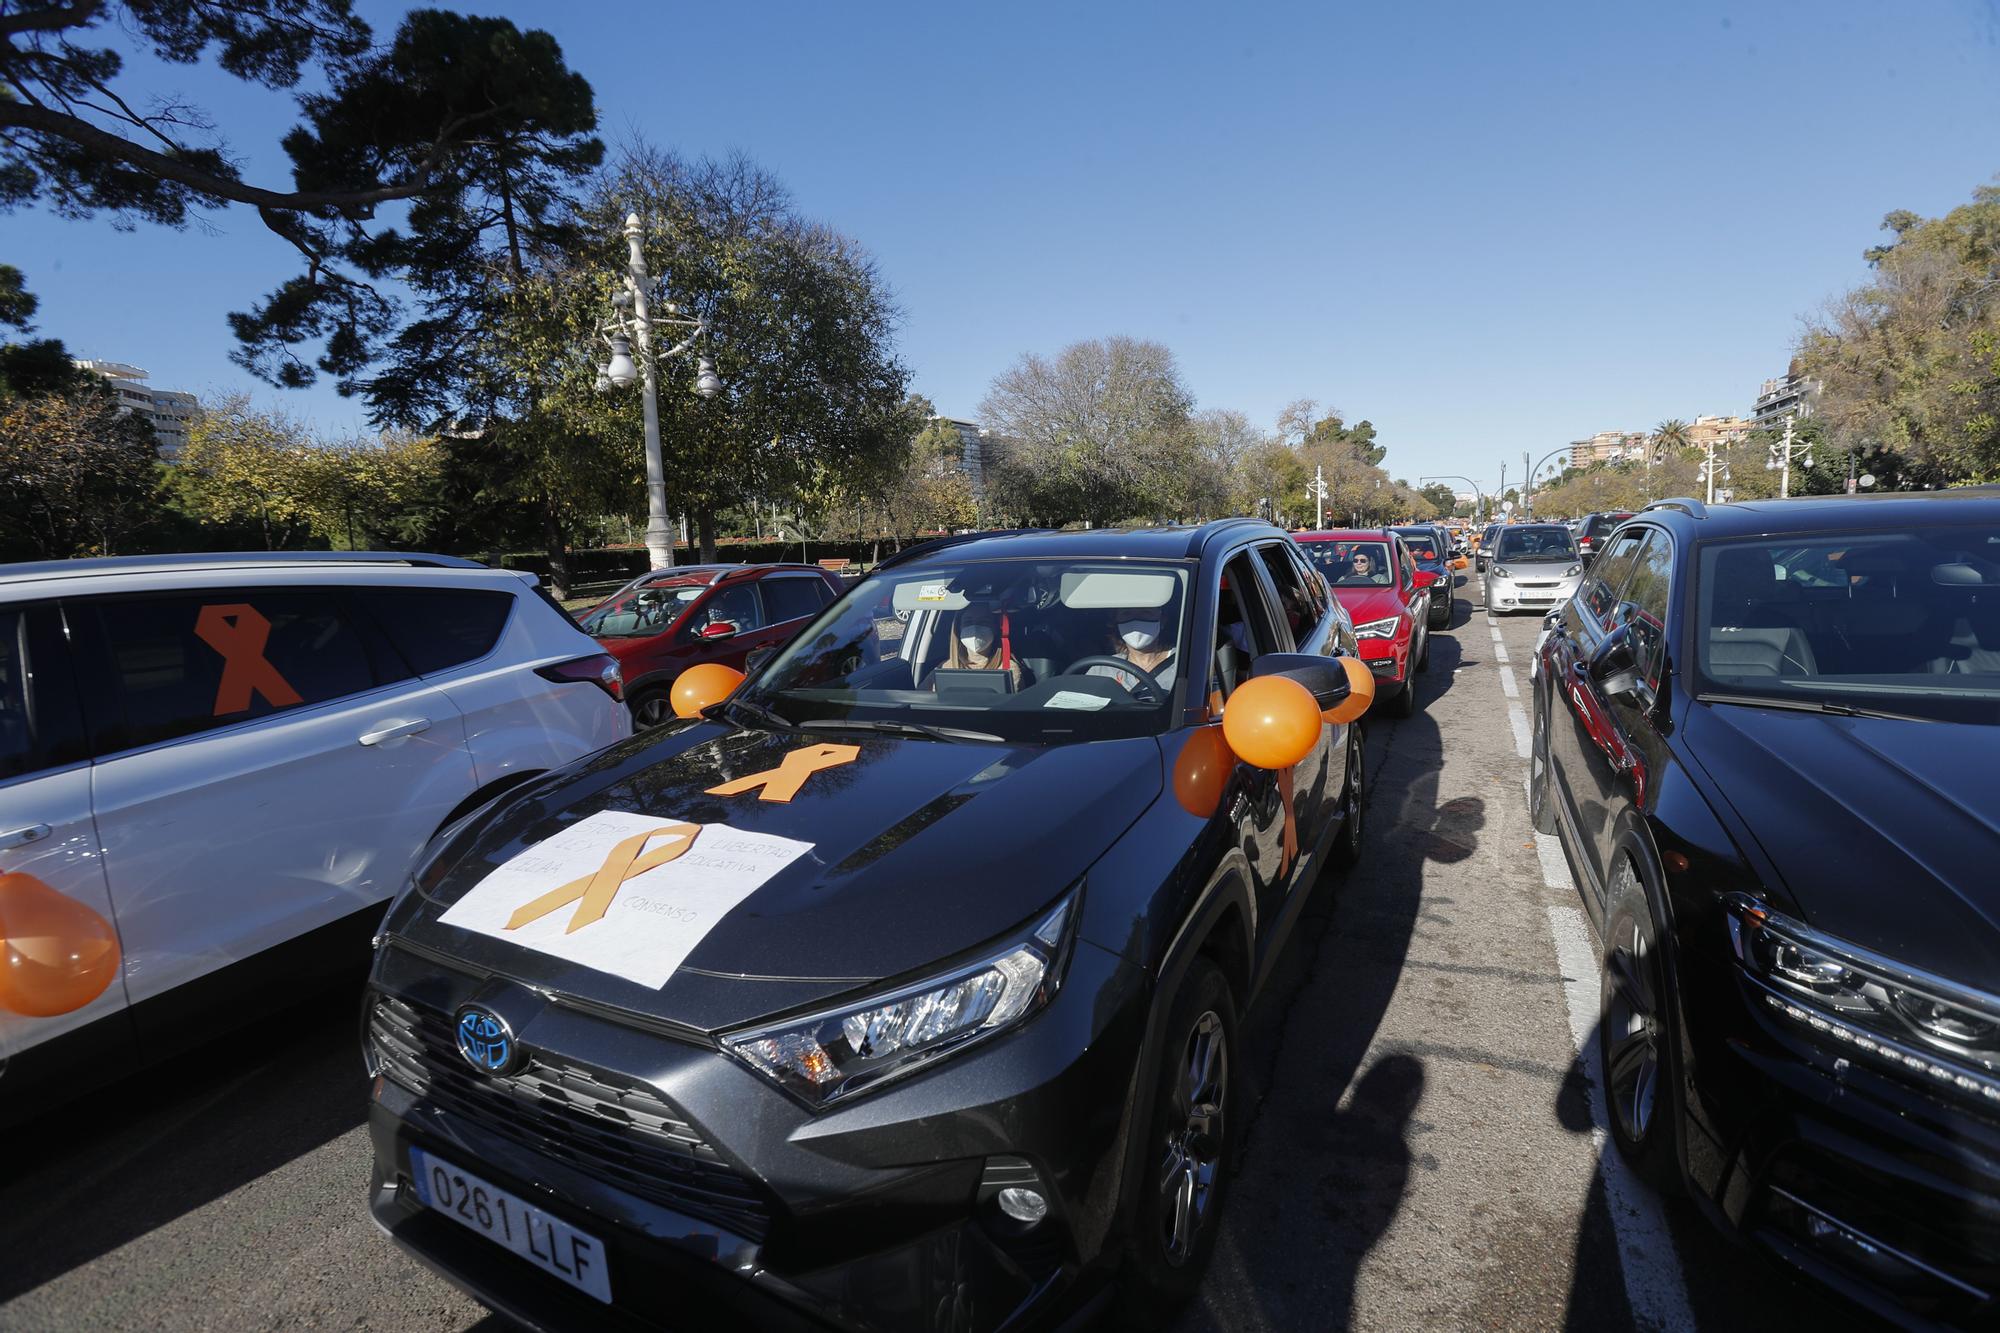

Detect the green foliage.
xmin=0 ymin=264 xmax=36 ymax=329
xmin=0 ymin=386 xmax=160 ymax=558
xmin=1803 ymin=178 xmax=2000 ymax=484
xmin=1418 ymin=483 xmax=1457 ymax=517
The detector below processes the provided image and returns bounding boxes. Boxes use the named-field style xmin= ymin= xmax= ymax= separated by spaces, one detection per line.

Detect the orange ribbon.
xmin=704 ymin=743 xmax=860 ymax=803
xmin=194 ymin=604 xmax=302 ymax=716
xmin=505 ymin=823 xmax=702 ymax=933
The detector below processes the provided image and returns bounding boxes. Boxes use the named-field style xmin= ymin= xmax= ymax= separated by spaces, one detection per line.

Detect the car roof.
xmin=1293 ymin=529 xmax=1396 ymax=543
xmin=1631 ymin=487 xmax=2000 ymax=542
xmin=878 ymin=519 xmax=1284 ymax=568
xmin=0 ymin=550 xmax=489 ymax=589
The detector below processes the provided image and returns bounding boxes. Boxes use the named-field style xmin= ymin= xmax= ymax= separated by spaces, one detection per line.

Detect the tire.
xmin=1599 ymin=857 xmax=1685 ymax=1195
xmin=1529 ymin=691 xmax=1559 ymax=835
xmin=1116 ymin=957 xmax=1239 ymax=1328
xmin=1389 ymin=675 xmax=1417 ymax=718
xmin=1415 ymin=626 xmax=1431 ymax=673
xmin=1428 ymin=594 xmax=1451 ymax=630
xmin=628 ymin=687 xmax=674 ymax=731
xmin=1330 ymin=726 xmax=1365 ymax=870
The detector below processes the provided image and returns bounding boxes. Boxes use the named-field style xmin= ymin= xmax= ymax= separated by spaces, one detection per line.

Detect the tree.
xmin=170 ymin=394 xmax=320 ymax=549
xmin=1652 ymin=418 xmax=1690 ymax=463
xmin=982 ymin=336 xmax=1195 ymax=526
xmin=0 ymin=263 xmax=90 ymax=399
xmin=1418 ymin=482 xmax=1457 ymax=517
xmin=0 ymin=387 xmax=158 ymax=558
xmin=1188 ymin=409 xmax=1264 ymax=520
xmin=1802 ymin=179 xmax=2000 ymax=484
xmin=2 ymin=3 xmax=603 ymax=405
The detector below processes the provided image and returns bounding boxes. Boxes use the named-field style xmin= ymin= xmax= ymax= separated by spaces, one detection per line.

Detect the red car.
xmin=577 ymin=563 xmax=844 ymax=728
xmin=1293 ymin=529 xmax=1440 ymax=717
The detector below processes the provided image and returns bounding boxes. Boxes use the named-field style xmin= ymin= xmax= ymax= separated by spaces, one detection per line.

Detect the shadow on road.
xmin=0 ymin=968 xmax=374 ymax=1303
xmin=1180 ymin=656 xmax=1475 ymax=1330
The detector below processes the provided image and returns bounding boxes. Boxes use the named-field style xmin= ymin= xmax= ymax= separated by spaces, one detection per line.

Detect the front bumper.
xmin=1688 ymin=960 xmax=2000 ymax=1327
xmin=1485 ymin=577 xmax=1577 ymax=613
xmin=1357 ymin=635 xmax=1409 ymax=688
xmin=363 ymin=936 xmax=1147 ymax=1333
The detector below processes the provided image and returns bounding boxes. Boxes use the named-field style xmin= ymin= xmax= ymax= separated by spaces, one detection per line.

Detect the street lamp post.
xmin=1523 ymin=446 xmax=1572 ymax=518
xmin=1765 ymin=413 xmax=1813 ymax=500
xmin=1307 ymin=464 xmax=1328 ymax=529
xmin=1420 ymin=475 xmax=1487 ymax=523
xmin=597 ymin=211 xmax=721 ymax=570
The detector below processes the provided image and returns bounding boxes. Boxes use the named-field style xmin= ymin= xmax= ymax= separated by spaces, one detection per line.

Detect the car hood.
xmin=1332 ymin=587 xmax=1405 ymax=622
xmin=402 ymin=724 xmax=1163 ymax=1030
xmin=1689 ymin=701 xmax=2000 ymax=981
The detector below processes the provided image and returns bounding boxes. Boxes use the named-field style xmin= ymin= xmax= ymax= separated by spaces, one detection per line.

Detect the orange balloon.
xmin=1172 ymin=725 xmax=1235 ymax=817
xmin=1325 ymin=655 xmax=1377 ymax=724
xmin=1222 ymin=675 xmax=1322 ymax=771
xmin=671 ymin=663 xmax=746 ymax=718
xmin=0 ymin=873 xmax=121 ymax=1018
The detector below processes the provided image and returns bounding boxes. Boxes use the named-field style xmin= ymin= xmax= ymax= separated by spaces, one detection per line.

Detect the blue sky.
xmin=10 ymin=0 xmax=2000 ymax=490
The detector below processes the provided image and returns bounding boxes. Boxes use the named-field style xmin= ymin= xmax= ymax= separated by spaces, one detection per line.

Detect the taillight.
xmin=537 ymin=652 xmax=624 ymax=702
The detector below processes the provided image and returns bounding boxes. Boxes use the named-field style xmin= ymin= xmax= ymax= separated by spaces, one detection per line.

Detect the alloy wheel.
xmin=1158 ymin=1010 xmax=1227 ymax=1266
xmin=632 ymin=691 xmax=673 ymax=730
xmin=1602 ymin=912 xmax=1662 ymax=1146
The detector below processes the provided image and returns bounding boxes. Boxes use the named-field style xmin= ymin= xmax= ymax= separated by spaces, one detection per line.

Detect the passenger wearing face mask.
xmin=1084 ymin=605 xmax=1178 ymax=696
xmin=930 ymin=603 xmax=1029 ymax=690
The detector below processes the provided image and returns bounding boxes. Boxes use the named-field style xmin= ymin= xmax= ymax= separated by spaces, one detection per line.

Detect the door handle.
xmin=0 ymin=823 xmax=51 ymax=851
xmin=359 ymin=718 xmax=432 ymax=747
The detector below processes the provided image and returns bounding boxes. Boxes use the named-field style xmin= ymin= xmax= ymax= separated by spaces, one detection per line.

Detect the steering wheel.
xmin=1061 ymin=654 xmax=1165 ymax=703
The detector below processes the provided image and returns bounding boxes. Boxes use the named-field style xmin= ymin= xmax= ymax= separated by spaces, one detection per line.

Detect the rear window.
xmin=762 ymin=576 xmax=830 ymax=624
xmin=355 ymin=587 xmax=514 ymax=675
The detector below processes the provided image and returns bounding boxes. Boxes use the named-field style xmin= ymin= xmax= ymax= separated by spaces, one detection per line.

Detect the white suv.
xmin=0 ymin=553 xmax=629 ymax=1119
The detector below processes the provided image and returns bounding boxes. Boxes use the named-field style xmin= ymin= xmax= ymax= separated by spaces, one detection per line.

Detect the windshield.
xmin=1493 ymin=527 xmax=1579 ymax=563
xmin=578 ymin=576 xmax=711 ymax=637
xmin=1299 ymin=541 xmax=1395 ymax=587
xmin=744 ymin=557 xmax=1193 ymax=744
xmin=1696 ymin=526 xmax=2000 ymax=725
xmin=1394 ymin=530 xmax=1439 ymax=559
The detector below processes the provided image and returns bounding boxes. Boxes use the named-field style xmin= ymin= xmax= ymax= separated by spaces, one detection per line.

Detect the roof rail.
xmin=873 ymin=529 xmax=1051 ymax=572
xmin=0 ymin=550 xmax=489 ymax=582
xmin=1642 ymin=497 xmax=1708 ymax=519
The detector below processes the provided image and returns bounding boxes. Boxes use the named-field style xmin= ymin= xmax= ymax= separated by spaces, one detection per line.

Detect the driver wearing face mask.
xmin=1085 ymin=605 xmax=1178 ymax=695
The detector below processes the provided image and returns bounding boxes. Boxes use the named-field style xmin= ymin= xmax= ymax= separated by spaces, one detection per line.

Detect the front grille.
xmin=370 ymin=994 xmax=772 ymax=1240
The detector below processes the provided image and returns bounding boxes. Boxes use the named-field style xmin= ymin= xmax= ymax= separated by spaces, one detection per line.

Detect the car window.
xmin=1399 ymin=539 xmax=1418 ymax=591
xmin=88 ymin=590 xmax=381 ymax=751
xmin=694 ymin=583 xmax=765 ymax=635
xmin=1256 ymin=540 xmax=1320 ymax=647
xmin=354 ymin=588 xmax=513 ymax=675
xmin=1282 ymin=542 xmax=1332 ymax=632
xmin=1210 ymin=551 xmax=1279 ymax=705
xmin=1623 ymin=530 xmax=1673 ymax=689
xmin=1397 ymin=530 xmax=1439 ymax=559
xmin=0 ymin=608 xmax=87 ymax=781
xmin=1302 ymin=540 xmax=1394 ymax=587
xmin=1583 ymin=531 xmax=1647 ymax=630
xmin=761 ymin=576 xmax=826 ymax=625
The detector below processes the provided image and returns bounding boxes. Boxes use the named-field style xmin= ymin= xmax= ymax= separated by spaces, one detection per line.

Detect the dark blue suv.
xmin=1390 ymin=525 xmax=1455 ymax=629
xmin=1530 ymin=490 xmax=2000 ymax=1328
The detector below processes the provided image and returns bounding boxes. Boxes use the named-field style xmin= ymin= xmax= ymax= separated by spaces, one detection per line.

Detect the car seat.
xmin=1707 ymin=547 xmax=1818 ymax=677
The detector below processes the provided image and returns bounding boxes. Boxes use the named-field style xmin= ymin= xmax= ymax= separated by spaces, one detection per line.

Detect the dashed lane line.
xmin=1507 ymin=703 xmax=1531 ymax=758
xmin=1498 ymin=665 xmax=1519 ymax=700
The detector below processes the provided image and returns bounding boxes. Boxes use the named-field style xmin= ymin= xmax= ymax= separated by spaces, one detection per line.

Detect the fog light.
xmin=997 ymin=1187 xmax=1048 ymax=1224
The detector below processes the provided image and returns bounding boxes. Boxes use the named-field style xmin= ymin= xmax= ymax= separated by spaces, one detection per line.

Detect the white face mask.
xmin=1119 ymin=619 xmax=1162 ymax=650
xmin=958 ymin=625 xmax=995 ymax=655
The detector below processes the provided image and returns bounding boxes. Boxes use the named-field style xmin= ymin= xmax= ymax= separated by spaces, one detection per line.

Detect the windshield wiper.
xmin=707 ymin=696 xmax=796 ymax=731
xmin=799 ymin=718 xmax=1003 ymax=743
xmin=1698 ymin=692 xmax=1935 ymax=724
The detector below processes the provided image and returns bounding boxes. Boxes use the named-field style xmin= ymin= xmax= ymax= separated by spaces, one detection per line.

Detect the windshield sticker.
xmin=916 ymin=582 xmax=952 ymax=601
xmin=1044 ymin=690 xmax=1111 ymax=711
xmin=705 ymin=742 xmax=859 ymax=802
xmin=437 ymin=810 xmax=813 ymax=990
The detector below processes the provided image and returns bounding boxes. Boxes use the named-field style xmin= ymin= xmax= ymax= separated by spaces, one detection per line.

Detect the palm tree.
xmin=1652 ymin=418 xmax=1690 ymax=461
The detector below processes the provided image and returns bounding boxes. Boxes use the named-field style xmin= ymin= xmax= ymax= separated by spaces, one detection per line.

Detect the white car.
xmin=1483 ymin=523 xmax=1585 ymax=614
xmin=0 ymin=552 xmax=629 ymax=1120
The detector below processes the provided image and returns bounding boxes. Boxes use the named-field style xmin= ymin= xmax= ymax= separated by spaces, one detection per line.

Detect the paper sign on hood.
xmin=435 ymin=809 xmax=814 ymax=990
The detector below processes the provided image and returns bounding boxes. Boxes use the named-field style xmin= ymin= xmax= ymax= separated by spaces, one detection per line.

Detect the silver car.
xmin=1482 ymin=523 xmax=1584 ymax=613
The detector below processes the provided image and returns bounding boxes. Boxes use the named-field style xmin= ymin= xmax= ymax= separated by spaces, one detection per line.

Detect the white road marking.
xmin=1492 ymin=640 xmax=1510 ymax=664
xmin=1498 ymin=665 xmax=1519 ymax=699
xmin=1507 ymin=703 xmax=1531 ymax=758
xmin=1547 ymin=903 xmax=1699 ymax=1333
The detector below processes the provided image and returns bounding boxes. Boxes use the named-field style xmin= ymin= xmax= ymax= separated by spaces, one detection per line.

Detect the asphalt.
xmin=0 ymin=584 xmax=1873 ymax=1332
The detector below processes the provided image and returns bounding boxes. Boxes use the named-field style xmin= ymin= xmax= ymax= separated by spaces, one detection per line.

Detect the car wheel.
xmin=1330 ymin=726 xmax=1365 ymax=870
xmin=1415 ymin=626 xmax=1431 ymax=673
xmin=1429 ymin=595 xmax=1450 ymax=629
xmin=1389 ymin=676 xmax=1417 ymax=718
xmin=1599 ymin=857 xmax=1684 ymax=1195
xmin=1529 ymin=691 xmax=1558 ymax=835
xmin=629 ymin=687 xmax=674 ymax=731
xmin=1117 ymin=956 xmax=1238 ymax=1327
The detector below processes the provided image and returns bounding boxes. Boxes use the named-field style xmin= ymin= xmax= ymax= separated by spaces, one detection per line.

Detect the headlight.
xmin=723 ymin=893 xmax=1078 ymax=1108
xmin=1564 ymin=564 xmax=1582 ymax=577
xmin=1725 ymin=897 xmax=2000 ymax=1107
xmin=1491 ymin=566 xmax=1513 ymax=581
xmin=1353 ymin=616 xmax=1401 ymax=640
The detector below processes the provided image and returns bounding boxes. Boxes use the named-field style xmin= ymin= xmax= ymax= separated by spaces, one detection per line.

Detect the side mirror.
xmin=1248 ymin=653 xmax=1354 ymax=711
xmin=1412 ymin=569 xmax=1440 ymax=590
xmin=1588 ymin=625 xmax=1638 ymax=695
xmin=744 ymin=645 xmax=775 ymax=676
xmin=697 ymin=620 xmax=739 ymax=641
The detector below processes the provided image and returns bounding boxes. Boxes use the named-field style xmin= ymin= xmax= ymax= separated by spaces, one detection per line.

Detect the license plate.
xmin=409 ymin=1148 xmax=612 ymax=1304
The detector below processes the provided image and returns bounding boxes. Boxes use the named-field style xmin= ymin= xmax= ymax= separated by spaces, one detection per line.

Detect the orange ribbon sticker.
xmin=505 ymin=823 xmax=701 ymax=934
xmin=704 ymin=743 xmax=860 ymax=803
xmin=194 ymin=604 xmax=302 ymax=716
